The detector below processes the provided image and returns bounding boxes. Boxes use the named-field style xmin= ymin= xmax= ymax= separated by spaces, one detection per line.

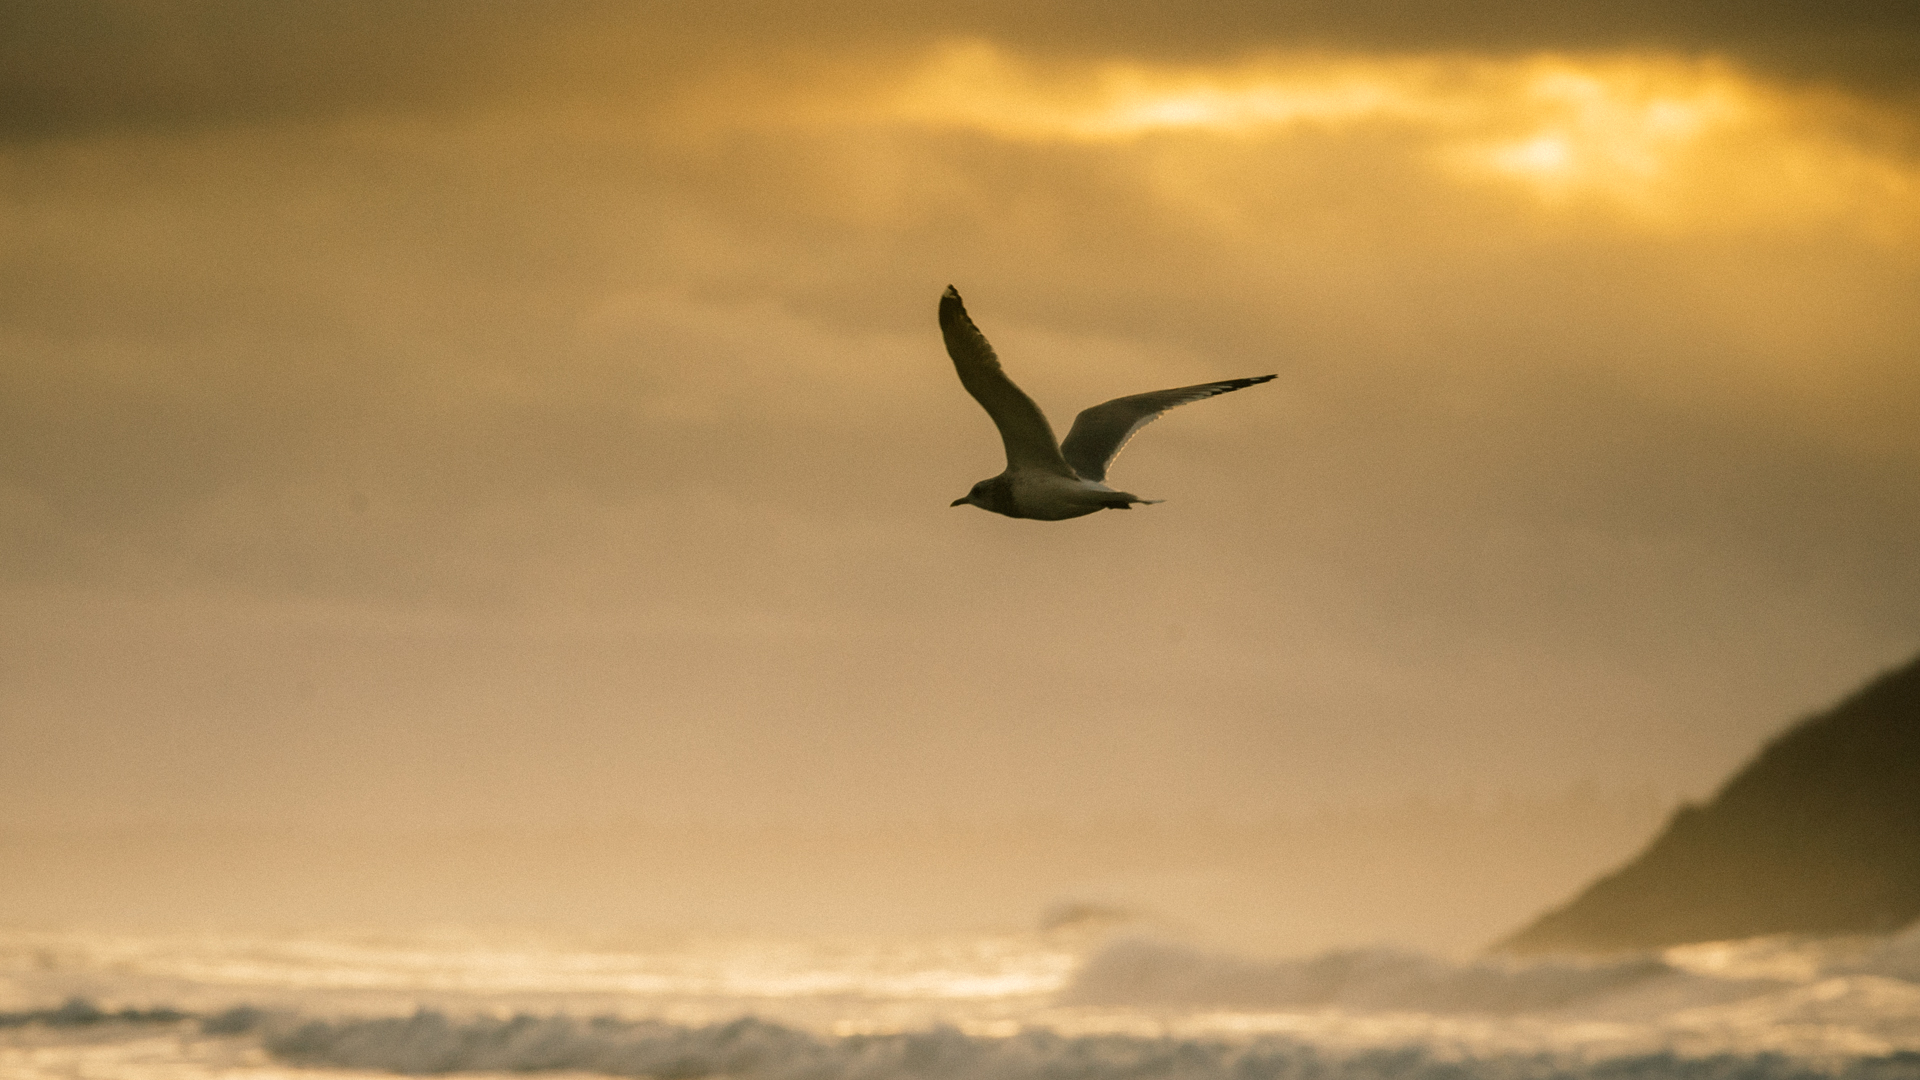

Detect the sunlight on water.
xmin=0 ymin=928 xmax=1073 ymax=1002
xmin=6 ymin=924 xmax=1920 ymax=1080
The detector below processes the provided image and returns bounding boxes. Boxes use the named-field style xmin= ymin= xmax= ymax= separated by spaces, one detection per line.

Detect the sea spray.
xmin=261 ymin=1010 xmax=1920 ymax=1080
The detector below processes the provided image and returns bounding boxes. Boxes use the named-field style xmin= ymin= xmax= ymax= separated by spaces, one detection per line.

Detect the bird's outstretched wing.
xmin=1061 ymin=375 xmax=1276 ymax=482
xmin=939 ymin=287 xmax=1075 ymax=476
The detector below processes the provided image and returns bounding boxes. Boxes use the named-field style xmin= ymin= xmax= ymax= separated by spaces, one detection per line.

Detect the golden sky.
xmin=3 ymin=1 xmax=1918 ymax=845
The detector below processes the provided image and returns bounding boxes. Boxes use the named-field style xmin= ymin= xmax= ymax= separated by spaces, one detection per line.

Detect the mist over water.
xmin=14 ymin=799 xmax=1918 ymax=1079
xmin=7 ymin=921 xmax=1920 ymax=1080
xmin=6 ymin=802 xmax=1920 ymax=1079
xmin=0 ymin=793 xmax=1667 ymax=954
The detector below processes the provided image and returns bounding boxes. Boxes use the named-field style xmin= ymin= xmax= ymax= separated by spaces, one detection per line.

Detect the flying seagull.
xmin=940 ymin=286 xmax=1276 ymax=520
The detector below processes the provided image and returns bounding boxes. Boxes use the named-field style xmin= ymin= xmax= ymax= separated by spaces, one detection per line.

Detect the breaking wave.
xmin=1062 ymin=927 xmax=1920 ymax=1013
xmin=10 ymin=927 xmax=1920 ymax=1079
xmin=1061 ymin=940 xmax=1683 ymax=1013
xmin=14 ymin=999 xmax=1920 ymax=1080
xmin=257 ymin=1010 xmax=1920 ymax=1080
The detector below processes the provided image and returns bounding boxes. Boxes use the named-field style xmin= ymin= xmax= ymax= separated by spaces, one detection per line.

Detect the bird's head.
xmin=951 ymin=476 xmax=1008 ymax=513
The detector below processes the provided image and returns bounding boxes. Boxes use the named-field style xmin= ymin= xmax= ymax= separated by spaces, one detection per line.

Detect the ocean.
xmin=5 ymin=921 xmax=1920 ymax=1080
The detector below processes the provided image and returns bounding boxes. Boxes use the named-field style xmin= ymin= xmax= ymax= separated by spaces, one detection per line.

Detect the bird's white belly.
xmin=1008 ymin=473 xmax=1123 ymax=521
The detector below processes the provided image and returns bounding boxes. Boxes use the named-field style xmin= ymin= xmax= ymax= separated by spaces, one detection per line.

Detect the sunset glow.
xmin=884 ymin=43 xmax=1918 ymax=231
xmin=892 ymin=42 xmax=1447 ymax=137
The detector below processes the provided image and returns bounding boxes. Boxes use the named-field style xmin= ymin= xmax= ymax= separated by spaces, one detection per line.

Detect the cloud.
xmin=2 ymin=9 xmax=1916 ymax=832
xmin=878 ymin=45 xmax=1920 ymax=238
xmin=4 ymin=1 xmax=1918 ymax=142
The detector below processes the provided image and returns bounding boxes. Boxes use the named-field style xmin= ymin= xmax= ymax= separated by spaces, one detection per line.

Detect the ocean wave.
xmin=259 ymin=1009 xmax=1920 ymax=1080
xmin=8 ymin=999 xmax=1920 ymax=1078
xmin=1061 ymin=939 xmax=1710 ymax=1013
xmin=0 ymin=998 xmax=194 ymax=1028
xmin=1059 ymin=930 xmax=1920 ymax=1017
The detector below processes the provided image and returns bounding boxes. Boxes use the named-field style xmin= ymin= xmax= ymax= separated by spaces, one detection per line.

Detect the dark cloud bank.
xmin=4 ymin=0 xmax=1918 ymax=141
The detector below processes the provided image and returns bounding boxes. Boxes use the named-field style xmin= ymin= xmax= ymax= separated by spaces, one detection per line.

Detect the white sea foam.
xmin=4 ymin=925 xmax=1920 ymax=1080
xmin=0 ymin=927 xmax=1072 ymax=1020
xmin=69 ymin=1010 xmax=1920 ymax=1080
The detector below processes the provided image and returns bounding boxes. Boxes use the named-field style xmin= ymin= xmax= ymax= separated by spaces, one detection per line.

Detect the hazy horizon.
xmin=1 ymin=786 xmax=1670 ymax=956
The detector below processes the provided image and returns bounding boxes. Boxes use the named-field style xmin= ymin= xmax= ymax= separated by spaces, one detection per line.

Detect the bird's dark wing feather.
xmin=939 ymin=287 xmax=1074 ymax=476
xmin=1061 ymin=375 xmax=1276 ymax=482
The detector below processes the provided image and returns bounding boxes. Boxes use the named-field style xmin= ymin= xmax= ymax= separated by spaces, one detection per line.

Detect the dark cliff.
xmin=1498 ymin=651 xmax=1920 ymax=954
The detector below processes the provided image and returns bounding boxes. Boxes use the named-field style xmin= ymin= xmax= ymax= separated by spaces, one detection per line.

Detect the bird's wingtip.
xmin=939 ymin=285 xmax=968 ymax=324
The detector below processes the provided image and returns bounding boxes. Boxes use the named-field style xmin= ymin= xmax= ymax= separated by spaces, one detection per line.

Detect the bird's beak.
xmin=950 ymin=496 xmax=969 ymax=507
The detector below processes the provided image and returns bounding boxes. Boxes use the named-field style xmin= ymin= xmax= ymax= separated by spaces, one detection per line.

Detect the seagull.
xmin=940 ymin=286 xmax=1276 ymax=520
